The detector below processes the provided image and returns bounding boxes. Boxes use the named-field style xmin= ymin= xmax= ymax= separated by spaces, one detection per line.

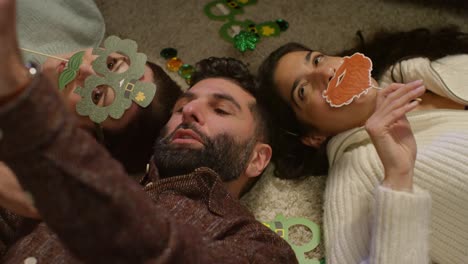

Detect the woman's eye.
xmin=92 ymin=89 xmax=103 ymax=105
xmin=107 ymin=58 xmax=117 ymax=70
xmin=313 ymin=55 xmax=323 ymax=65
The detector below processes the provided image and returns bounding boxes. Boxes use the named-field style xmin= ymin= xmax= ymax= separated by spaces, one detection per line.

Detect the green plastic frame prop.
xmin=263 ymin=214 xmax=321 ymax=264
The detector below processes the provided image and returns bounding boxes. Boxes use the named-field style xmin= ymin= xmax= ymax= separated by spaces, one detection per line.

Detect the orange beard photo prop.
xmin=322 ymin=53 xmax=373 ymax=107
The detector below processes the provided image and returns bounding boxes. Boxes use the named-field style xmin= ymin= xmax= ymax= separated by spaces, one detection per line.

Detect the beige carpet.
xmin=95 ymin=0 xmax=468 ymax=88
xmin=94 ymin=0 xmax=467 ymax=262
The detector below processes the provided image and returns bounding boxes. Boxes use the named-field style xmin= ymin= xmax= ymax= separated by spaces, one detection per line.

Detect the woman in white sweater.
xmin=257 ymin=27 xmax=468 ymax=264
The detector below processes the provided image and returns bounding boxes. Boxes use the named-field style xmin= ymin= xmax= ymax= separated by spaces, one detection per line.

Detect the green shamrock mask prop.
xmin=72 ymin=36 xmax=156 ymax=123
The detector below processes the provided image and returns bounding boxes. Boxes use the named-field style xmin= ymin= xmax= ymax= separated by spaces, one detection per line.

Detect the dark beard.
xmin=153 ymin=123 xmax=256 ymax=182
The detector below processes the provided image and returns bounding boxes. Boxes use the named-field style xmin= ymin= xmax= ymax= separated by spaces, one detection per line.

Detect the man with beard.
xmin=0 ymin=1 xmax=296 ymax=262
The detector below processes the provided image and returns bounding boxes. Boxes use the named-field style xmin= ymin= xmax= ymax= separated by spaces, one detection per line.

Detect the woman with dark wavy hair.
xmin=257 ymin=26 xmax=468 ymax=264
xmin=0 ymin=54 xmax=182 ymax=217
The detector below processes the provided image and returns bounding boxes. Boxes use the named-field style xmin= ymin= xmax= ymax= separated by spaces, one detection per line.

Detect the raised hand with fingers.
xmin=365 ymin=80 xmax=426 ymax=192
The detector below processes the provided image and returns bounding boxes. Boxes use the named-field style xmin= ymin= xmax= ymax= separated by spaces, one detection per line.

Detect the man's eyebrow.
xmin=177 ymin=91 xmax=195 ymax=101
xmin=212 ymin=93 xmax=242 ymax=111
xmin=290 ymin=51 xmax=311 ymax=109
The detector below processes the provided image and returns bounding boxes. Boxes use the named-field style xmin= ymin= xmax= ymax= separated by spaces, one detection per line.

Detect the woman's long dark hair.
xmin=257 ymin=43 xmax=329 ymax=179
xmin=103 ymin=61 xmax=182 ymax=174
xmin=257 ymin=25 xmax=468 ymax=179
xmin=340 ymin=25 xmax=468 ymax=79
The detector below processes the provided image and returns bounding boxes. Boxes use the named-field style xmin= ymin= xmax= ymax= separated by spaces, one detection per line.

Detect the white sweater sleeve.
xmin=369 ymin=186 xmax=431 ymax=264
xmin=324 ymin=182 xmax=431 ymax=264
xmin=324 ymin=140 xmax=432 ymax=264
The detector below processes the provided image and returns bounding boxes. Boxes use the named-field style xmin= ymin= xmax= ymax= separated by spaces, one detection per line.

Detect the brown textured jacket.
xmin=0 ymin=74 xmax=297 ymax=263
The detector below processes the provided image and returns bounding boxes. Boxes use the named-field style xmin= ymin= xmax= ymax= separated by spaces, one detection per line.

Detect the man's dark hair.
xmin=191 ymin=57 xmax=271 ymax=144
xmin=102 ymin=61 xmax=182 ymax=174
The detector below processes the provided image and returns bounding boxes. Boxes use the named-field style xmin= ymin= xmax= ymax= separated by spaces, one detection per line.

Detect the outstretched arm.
xmin=0 ymin=1 xmax=191 ymax=262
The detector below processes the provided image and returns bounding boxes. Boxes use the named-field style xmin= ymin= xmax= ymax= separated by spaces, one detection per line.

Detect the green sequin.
xmin=160 ymin=48 xmax=178 ymax=59
xmin=178 ymin=64 xmax=195 ymax=79
xmin=276 ymin=19 xmax=289 ymax=31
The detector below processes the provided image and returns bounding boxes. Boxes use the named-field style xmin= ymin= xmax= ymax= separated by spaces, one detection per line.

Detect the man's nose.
xmin=181 ymin=100 xmax=205 ymax=126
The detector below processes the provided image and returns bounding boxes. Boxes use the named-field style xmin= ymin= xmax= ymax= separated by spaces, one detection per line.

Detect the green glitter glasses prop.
xmin=204 ymin=0 xmax=288 ymax=52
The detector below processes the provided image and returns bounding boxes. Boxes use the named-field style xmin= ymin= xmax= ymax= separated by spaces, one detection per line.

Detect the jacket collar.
xmin=141 ymin=158 xmax=231 ymax=216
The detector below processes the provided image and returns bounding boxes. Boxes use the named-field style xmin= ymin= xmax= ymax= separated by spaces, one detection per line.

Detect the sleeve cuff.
xmin=369 ymin=185 xmax=431 ymax=264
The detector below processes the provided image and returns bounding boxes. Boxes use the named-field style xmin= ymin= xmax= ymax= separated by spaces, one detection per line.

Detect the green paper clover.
xmin=74 ymin=35 xmax=156 ymax=123
xmin=263 ymin=214 xmax=321 ymax=264
xmin=233 ymin=30 xmax=259 ymax=52
xmin=58 ymin=51 xmax=85 ymax=90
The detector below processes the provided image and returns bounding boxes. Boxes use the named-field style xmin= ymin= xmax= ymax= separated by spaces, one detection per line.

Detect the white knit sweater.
xmin=324 ymin=55 xmax=468 ymax=264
